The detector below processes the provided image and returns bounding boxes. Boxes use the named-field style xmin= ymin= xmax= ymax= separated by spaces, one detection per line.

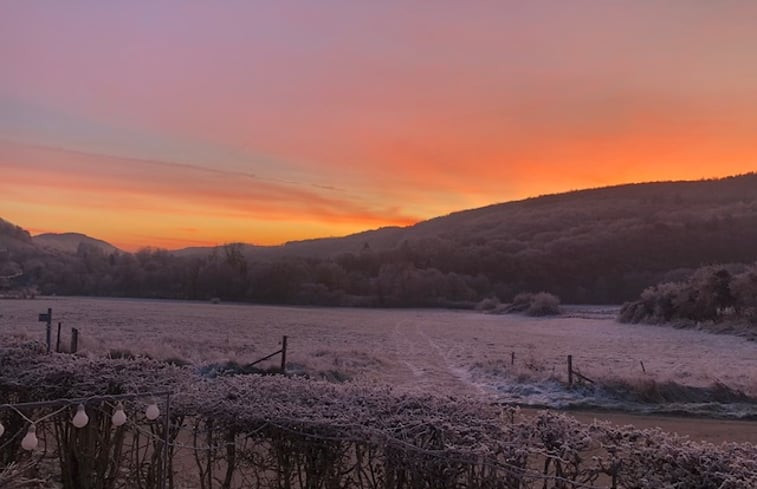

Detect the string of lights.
xmin=0 ymin=392 xmax=606 ymax=489
xmin=0 ymin=391 xmax=170 ymax=451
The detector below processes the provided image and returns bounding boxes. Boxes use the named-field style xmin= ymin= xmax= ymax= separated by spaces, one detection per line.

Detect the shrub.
xmin=502 ymin=291 xmax=561 ymax=315
xmin=619 ymin=300 xmax=651 ymax=323
xmin=3 ymin=341 xmax=757 ymax=488
xmin=526 ymin=292 xmax=561 ymax=316
xmin=475 ymin=296 xmax=500 ymax=311
xmin=511 ymin=292 xmax=534 ymax=309
xmin=619 ymin=263 xmax=757 ymax=333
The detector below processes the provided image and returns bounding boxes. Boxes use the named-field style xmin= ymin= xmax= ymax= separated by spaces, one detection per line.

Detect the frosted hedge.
xmin=1 ymin=341 xmax=756 ymax=489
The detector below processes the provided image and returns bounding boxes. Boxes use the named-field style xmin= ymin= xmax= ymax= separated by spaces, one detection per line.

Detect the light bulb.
xmin=145 ymin=402 xmax=160 ymax=421
xmin=21 ymin=425 xmax=38 ymax=451
xmin=112 ymin=402 xmax=127 ymax=427
xmin=72 ymin=404 xmax=89 ymax=428
xmin=0 ymin=421 xmax=5 ymax=438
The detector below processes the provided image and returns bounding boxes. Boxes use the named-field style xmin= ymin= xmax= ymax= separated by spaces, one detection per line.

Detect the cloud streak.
xmin=0 ymin=141 xmax=419 ymax=249
xmin=3 ymin=2 xmax=757 ymax=247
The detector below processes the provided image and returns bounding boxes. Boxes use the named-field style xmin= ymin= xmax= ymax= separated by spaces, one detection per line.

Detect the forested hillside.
xmin=3 ymin=173 xmax=757 ymax=306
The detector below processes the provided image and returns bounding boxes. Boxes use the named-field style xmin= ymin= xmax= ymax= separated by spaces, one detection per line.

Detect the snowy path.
xmin=389 ymin=319 xmax=487 ymax=398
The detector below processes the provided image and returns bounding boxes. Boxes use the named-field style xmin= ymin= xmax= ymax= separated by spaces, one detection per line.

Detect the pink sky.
xmin=2 ymin=2 xmax=757 ymax=250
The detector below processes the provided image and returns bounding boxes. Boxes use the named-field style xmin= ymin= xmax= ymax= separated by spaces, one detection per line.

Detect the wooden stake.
xmin=280 ymin=335 xmax=288 ymax=373
xmin=38 ymin=307 xmax=52 ymax=353
xmin=71 ymin=328 xmax=79 ymax=354
xmin=56 ymin=322 xmax=62 ymax=353
xmin=511 ymin=351 xmax=515 ymax=366
xmin=567 ymin=355 xmax=573 ymax=388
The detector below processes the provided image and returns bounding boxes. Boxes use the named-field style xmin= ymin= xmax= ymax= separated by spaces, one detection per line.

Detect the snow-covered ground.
xmin=2 ymin=297 xmax=757 ymax=416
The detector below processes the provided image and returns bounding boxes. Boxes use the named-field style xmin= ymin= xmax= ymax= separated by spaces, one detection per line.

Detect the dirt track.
xmin=387 ymin=316 xmax=757 ymax=445
xmin=529 ymin=408 xmax=757 ymax=444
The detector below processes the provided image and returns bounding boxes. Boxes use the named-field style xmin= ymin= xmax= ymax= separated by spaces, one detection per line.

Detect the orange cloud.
xmin=0 ymin=141 xmax=420 ymax=249
xmin=4 ymin=3 xmax=757 ymax=249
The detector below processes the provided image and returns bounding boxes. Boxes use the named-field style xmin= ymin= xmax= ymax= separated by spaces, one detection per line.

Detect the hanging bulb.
xmin=0 ymin=420 xmax=5 ymax=438
xmin=21 ymin=424 xmax=38 ymax=451
xmin=145 ymin=400 xmax=160 ymax=421
xmin=72 ymin=404 xmax=89 ymax=428
xmin=112 ymin=402 xmax=127 ymax=427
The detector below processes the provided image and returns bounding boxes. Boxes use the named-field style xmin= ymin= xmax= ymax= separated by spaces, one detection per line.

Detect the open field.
xmin=2 ymin=297 xmax=757 ymax=431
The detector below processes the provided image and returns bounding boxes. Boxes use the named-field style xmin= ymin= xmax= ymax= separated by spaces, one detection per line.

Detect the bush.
xmin=511 ymin=292 xmax=534 ymax=309
xmin=619 ymin=300 xmax=650 ymax=323
xmin=502 ymin=292 xmax=561 ymax=315
xmin=475 ymin=296 xmax=500 ymax=311
xmin=618 ymin=263 xmax=757 ymax=333
xmin=526 ymin=292 xmax=561 ymax=316
xmin=2 ymin=342 xmax=757 ymax=488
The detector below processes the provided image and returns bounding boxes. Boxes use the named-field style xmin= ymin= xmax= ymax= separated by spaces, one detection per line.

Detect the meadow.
xmin=2 ymin=297 xmax=756 ymax=415
xmin=3 ymin=297 xmax=757 ymax=488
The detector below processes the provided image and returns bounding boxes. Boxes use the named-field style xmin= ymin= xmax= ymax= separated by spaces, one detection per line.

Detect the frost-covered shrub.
xmin=511 ymin=292 xmax=534 ymax=311
xmin=527 ymin=292 xmax=561 ymax=316
xmin=620 ymin=264 xmax=757 ymax=333
xmin=504 ymin=292 xmax=561 ymax=316
xmin=1 ymin=340 xmax=757 ymax=489
xmin=475 ymin=296 xmax=500 ymax=311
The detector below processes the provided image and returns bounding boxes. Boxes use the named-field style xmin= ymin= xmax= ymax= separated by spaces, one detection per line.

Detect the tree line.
xmin=4 ymin=174 xmax=757 ymax=307
xmin=5 ymin=231 xmax=757 ymax=309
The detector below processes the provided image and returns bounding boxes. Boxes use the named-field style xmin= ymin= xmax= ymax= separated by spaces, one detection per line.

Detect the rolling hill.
xmin=32 ymin=232 xmax=120 ymax=254
xmin=174 ymin=172 xmax=757 ymax=265
xmin=3 ymin=173 xmax=757 ymax=305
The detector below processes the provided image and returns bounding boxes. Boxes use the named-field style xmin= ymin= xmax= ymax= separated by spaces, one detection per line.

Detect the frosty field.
xmin=2 ymin=296 xmax=757 ymax=418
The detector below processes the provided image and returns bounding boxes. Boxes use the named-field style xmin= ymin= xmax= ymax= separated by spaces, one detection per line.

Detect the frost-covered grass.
xmin=2 ymin=297 xmax=757 ymax=407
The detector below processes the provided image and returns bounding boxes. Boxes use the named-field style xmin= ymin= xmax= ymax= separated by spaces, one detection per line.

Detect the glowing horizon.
xmin=3 ymin=2 xmax=757 ymax=251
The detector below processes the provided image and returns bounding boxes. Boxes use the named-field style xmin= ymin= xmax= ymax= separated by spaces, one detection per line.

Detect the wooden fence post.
xmin=38 ymin=308 xmax=52 ymax=353
xmin=567 ymin=355 xmax=573 ymax=388
xmin=280 ymin=335 xmax=288 ymax=373
xmin=511 ymin=351 xmax=515 ymax=366
xmin=56 ymin=322 xmax=62 ymax=353
xmin=71 ymin=328 xmax=79 ymax=354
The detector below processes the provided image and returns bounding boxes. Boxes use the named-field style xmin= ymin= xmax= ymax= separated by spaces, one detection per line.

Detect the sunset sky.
xmin=2 ymin=2 xmax=757 ymax=250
